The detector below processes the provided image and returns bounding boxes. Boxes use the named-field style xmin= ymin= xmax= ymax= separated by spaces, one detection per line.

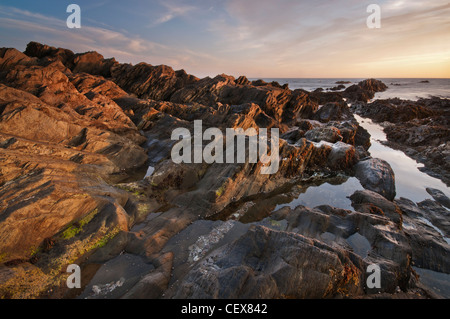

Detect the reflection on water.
xmin=209 ymin=175 xmax=364 ymax=223
xmin=144 ymin=166 xmax=155 ymax=178
xmin=267 ymin=112 xmax=449 ymax=214
xmin=220 ymin=114 xmax=450 ymax=222
xmin=346 ymin=232 xmax=371 ymax=258
xmin=354 ymin=114 xmax=450 ymax=202
xmin=207 ymin=110 xmax=450 ymax=223
xmin=275 ymin=176 xmax=364 ymax=212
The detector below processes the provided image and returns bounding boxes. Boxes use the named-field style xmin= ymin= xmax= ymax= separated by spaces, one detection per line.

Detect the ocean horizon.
xmin=249 ymin=78 xmax=450 ymax=101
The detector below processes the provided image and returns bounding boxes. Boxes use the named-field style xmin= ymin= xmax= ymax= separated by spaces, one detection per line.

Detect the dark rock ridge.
xmin=426 ymin=188 xmax=450 ymax=209
xmin=307 ymin=79 xmax=387 ymax=105
xmin=0 ymin=42 xmax=446 ymax=299
xmin=336 ymin=81 xmax=352 ymax=85
xmin=395 ymin=197 xmax=449 ymax=274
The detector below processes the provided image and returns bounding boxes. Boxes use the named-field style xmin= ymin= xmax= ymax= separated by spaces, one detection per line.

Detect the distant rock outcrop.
xmin=343 ymin=79 xmax=388 ymax=102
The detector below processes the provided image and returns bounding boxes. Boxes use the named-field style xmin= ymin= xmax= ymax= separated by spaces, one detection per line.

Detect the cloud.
xmin=151 ymin=1 xmax=196 ymax=26
xmin=203 ymin=0 xmax=450 ymax=77
xmin=0 ymin=1 xmax=448 ymax=78
xmin=0 ymin=4 xmax=220 ymax=75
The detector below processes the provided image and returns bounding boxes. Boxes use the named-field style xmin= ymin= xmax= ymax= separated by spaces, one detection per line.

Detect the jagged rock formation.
xmin=0 ymin=42 xmax=447 ymax=299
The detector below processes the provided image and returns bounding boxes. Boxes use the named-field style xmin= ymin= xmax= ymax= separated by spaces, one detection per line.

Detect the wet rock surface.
xmin=395 ymin=197 xmax=449 ymax=298
xmin=426 ymin=188 xmax=450 ymax=209
xmin=0 ymin=43 xmax=448 ymax=299
xmin=354 ymin=158 xmax=396 ymax=201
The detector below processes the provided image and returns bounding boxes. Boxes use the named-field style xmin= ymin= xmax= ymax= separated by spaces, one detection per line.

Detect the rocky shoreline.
xmin=351 ymin=97 xmax=450 ymax=186
xmin=0 ymin=42 xmax=448 ymax=299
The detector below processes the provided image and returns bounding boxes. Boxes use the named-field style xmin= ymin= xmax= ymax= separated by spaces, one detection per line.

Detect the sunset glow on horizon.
xmin=0 ymin=0 xmax=449 ymax=79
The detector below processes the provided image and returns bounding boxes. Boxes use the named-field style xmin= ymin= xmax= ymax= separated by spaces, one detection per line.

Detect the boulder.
xmin=304 ymin=126 xmax=342 ymax=143
xmin=328 ymin=84 xmax=345 ymax=91
xmin=327 ymin=142 xmax=358 ymax=170
xmin=235 ymin=76 xmax=250 ymax=86
xmin=354 ymin=158 xmax=396 ymax=201
xmin=72 ymin=51 xmax=118 ymax=77
xmin=24 ymin=41 xmax=75 ymax=67
xmin=313 ymin=101 xmax=354 ymax=123
xmin=357 ymin=79 xmax=388 ymax=93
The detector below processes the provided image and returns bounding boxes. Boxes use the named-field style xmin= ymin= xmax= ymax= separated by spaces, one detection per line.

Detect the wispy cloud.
xmin=0 ymin=4 xmax=219 ymax=75
xmin=204 ymin=0 xmax=450 ymax=77
xmin=0 ymin=1 xmax=449 ymax=78
xmin=151 ymin=0 xmax=196 ymax=26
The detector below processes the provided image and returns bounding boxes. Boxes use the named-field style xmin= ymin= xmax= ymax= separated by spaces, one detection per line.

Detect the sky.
xmin=0 ymin=0 xmax=449 ymax=78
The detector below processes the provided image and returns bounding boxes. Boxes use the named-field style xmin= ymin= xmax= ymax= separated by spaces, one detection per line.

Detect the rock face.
xmin=304 ymin=126 xmax=343 ymax=143
xmin=0 ymin=42 xmax=445 ymax=299
xmin=350 ymin=190 xmax=402 ymax=226
xmin=357 ymin=79 xmax=388 ymax=93
xmin=0 ymin=45 xmax=149 ymax=298
xmin=313 ymin=101 xmax=354 ymax=123
xmin=171 ymin=225 xmax=365 ymax=298
xmin=426 ymin=188 xmax=450 ymax=209
xmin=354 ymin=158 xmax=396 ymax=201
xmin=111 ymin=63 xmax=199 ymax=101
xmin=72 ymin=52 xmax=117 ymax=77
xmin=351 ymin=98 xmax=437 ymax=123
xmin=395 ymin=197 xmax=449 ymax=276
xmin=166 ymin=201 xmax=412 ymax=298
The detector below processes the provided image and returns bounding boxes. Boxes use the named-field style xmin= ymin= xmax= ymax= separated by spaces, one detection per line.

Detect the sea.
xmin=250 ymin=78 xmax=450 ymax=101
